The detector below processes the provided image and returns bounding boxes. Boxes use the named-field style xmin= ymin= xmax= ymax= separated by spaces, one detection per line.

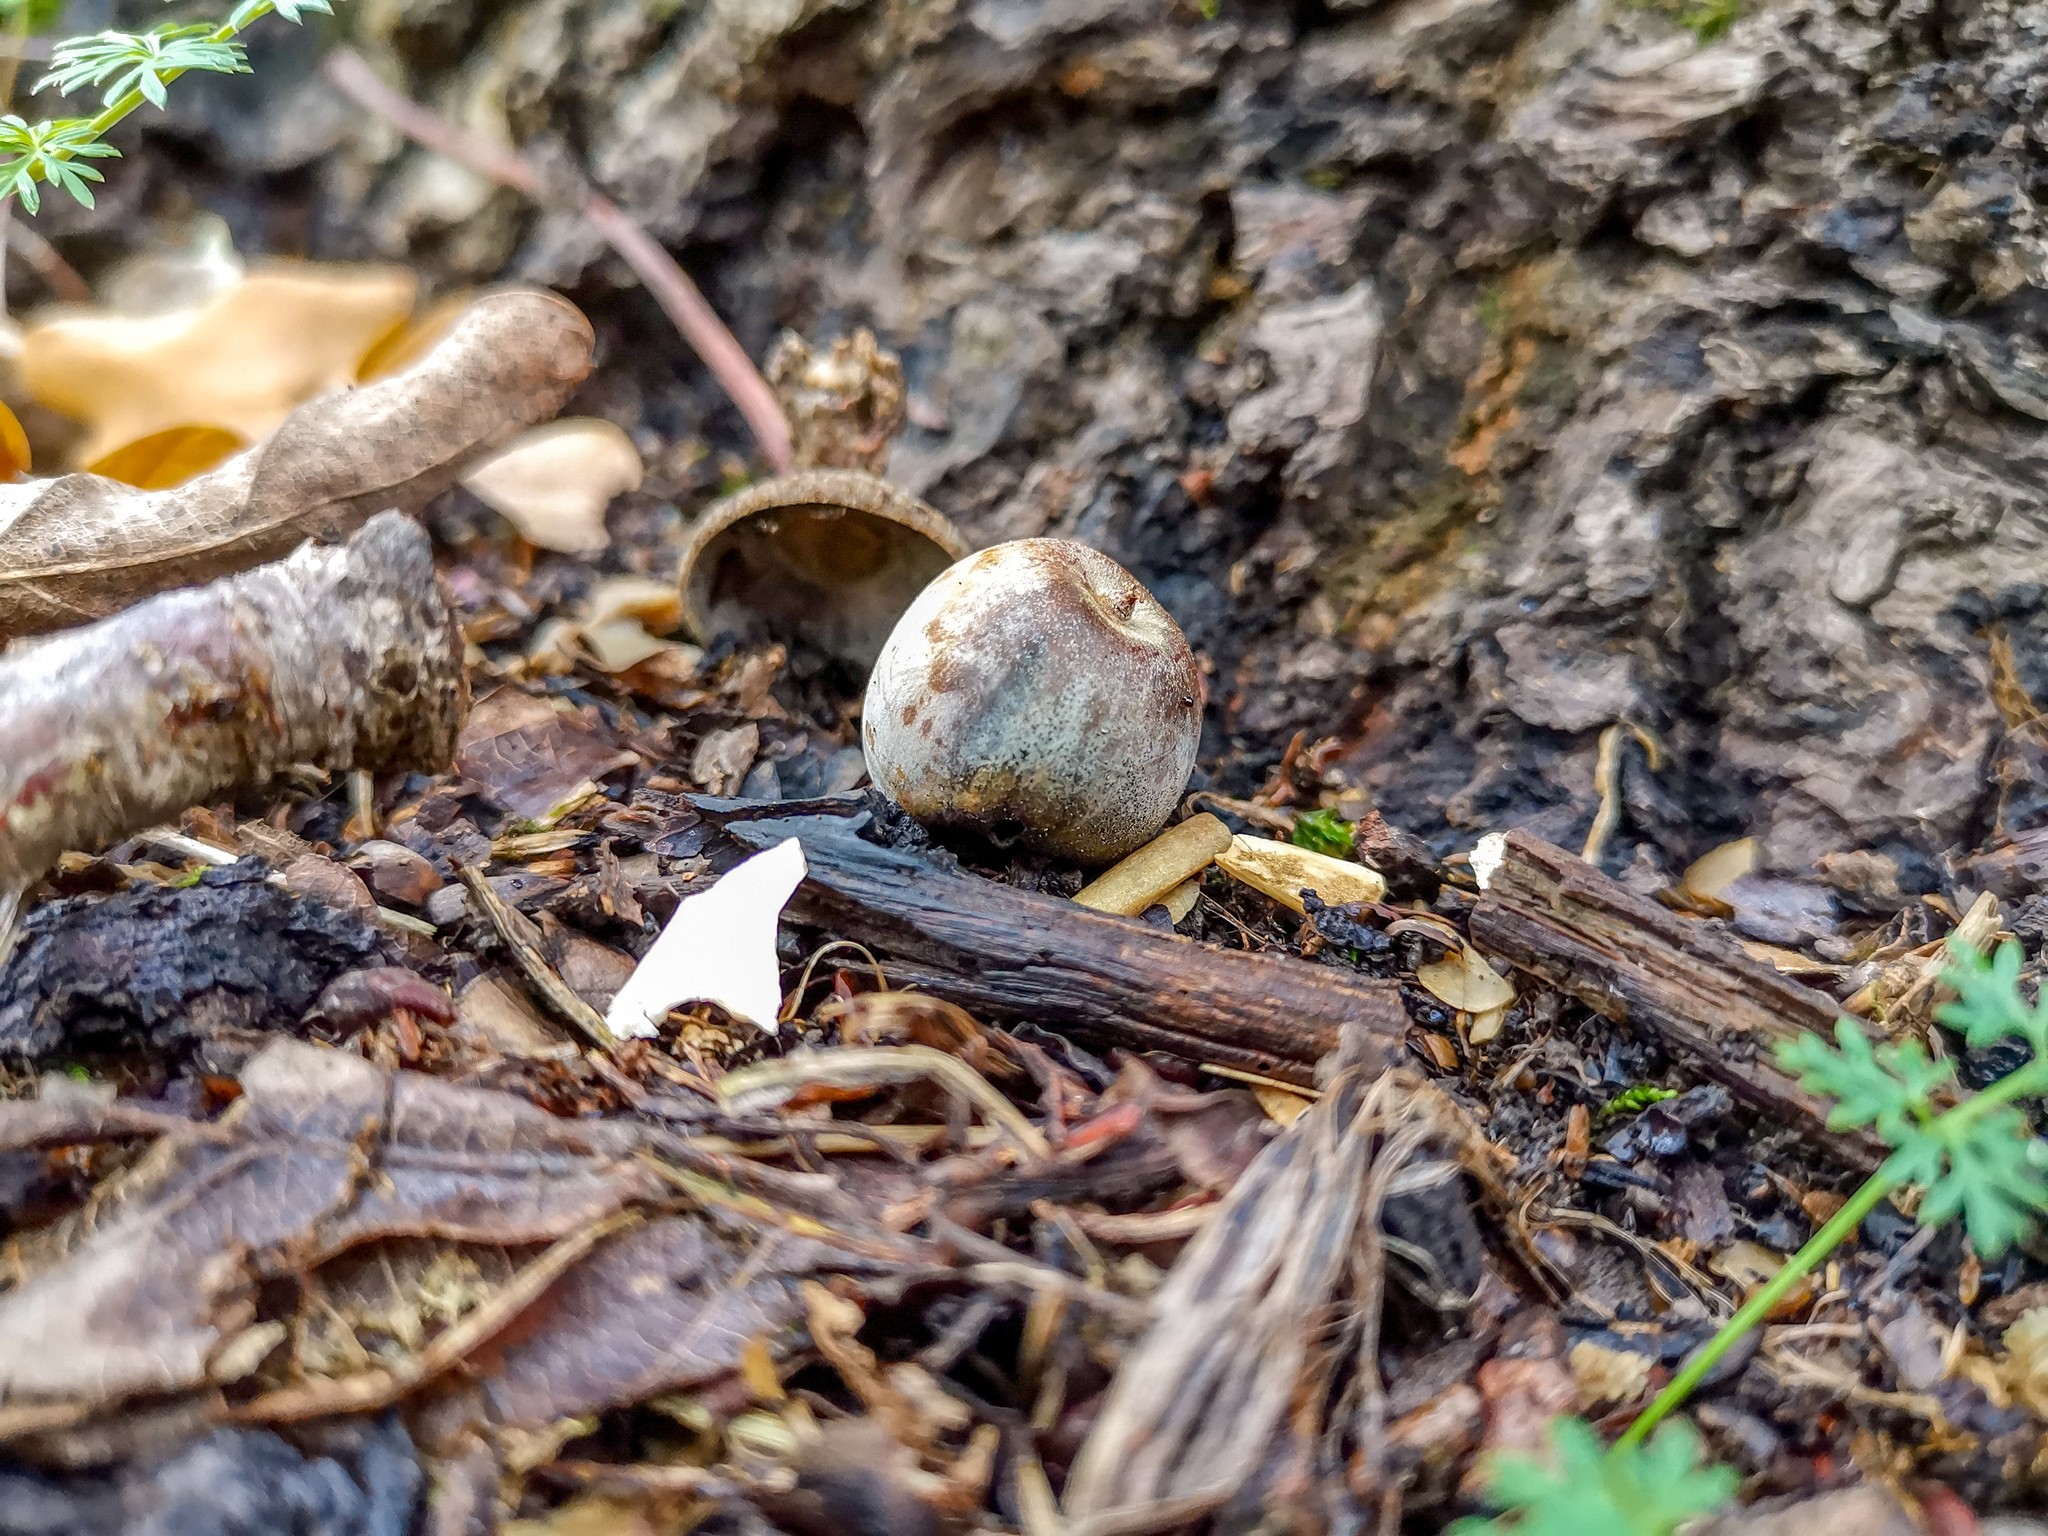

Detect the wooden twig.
xmin=701 ymin=802 xmax=1409 ymax=1087
xmin=321 ymin=47 xmax=794 ymax=475
xmin=1467 ymin=831 xmax=1887 ymax=1170
xmin=457 ymin=865 xmax=617 ymax=1049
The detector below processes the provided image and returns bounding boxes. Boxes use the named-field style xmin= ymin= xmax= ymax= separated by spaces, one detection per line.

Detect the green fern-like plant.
xmin=1464 ymin=938 xmax=2048 ymax=1534
xmin=0 ymin=0 xmax=337 ymax=213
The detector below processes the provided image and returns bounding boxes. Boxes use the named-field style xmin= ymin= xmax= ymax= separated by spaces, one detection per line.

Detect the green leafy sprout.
xmin=1597 ymin=1083 xmax=1680 ymax=1121
xmin=0 ymin=0 xmax=335 ymax=213
xmin=1467 ymin=939 xmax=2048 ymax=1535
xmin=1290 ymin=808 xmax=1355 ymax=859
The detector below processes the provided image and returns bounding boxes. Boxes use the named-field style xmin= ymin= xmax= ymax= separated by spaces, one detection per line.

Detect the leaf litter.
xmin=2 ymin=178 xmax=2048 ymax=1536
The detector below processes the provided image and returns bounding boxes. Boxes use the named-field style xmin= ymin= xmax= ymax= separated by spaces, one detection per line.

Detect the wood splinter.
xmin=0 ymin=512 xmax=469 ymax=960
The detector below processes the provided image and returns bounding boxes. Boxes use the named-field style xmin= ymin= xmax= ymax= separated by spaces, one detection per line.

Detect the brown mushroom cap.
xmin=678 ymin=470 xmax=970 ymax=669
xmin=862 ymin=539 xmax=1205 ymax=865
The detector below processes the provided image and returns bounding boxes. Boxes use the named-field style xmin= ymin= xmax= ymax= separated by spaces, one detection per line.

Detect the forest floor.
xmin=6 ymin=0 xmax=2048 ymax=1532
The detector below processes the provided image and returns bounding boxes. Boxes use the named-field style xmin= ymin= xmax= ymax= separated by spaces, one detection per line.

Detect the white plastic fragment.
xmin=603 ymin=837 xmax=807 ymax=1039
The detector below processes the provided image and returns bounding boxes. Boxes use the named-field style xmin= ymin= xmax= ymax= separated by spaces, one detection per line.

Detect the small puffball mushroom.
xmin=862 ymin=539 xmax=1204 ymax=865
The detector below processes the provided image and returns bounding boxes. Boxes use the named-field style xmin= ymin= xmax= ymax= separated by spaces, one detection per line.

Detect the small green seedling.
xmin=0 ymin=0 xmax=339 ymax=213
xmin=1451 ymin=1418 xmax=1736 ymax=1536
xmin=1598 ymin=1083 xmax=1679 ymax=1121
xmin=1290 ymin=808 xmax=1354 ymax=859
xmin=1465 ymin=939 xmax=2048 ymax=1534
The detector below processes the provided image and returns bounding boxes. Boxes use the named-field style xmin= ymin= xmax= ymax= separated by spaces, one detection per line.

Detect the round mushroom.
xmin=862 ymin=539 xmax=1205 ymax=865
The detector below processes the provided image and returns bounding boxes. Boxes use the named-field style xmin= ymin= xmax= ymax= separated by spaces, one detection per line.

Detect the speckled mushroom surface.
xmin=862 ymin=538 xmax=1204 ymax=865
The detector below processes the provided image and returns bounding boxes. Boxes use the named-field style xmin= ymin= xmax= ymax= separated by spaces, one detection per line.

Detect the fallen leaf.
xmin=85 ymin=424 xmax=247 ymax=489
xmin=1074 ymin=814 xmax=1231 ymax=916
xmin=691 ymin=722 xmax=760 ymax=797
xmin=1468 ymin=1001 xmax=1510 ymax=1044
xmin=1415 ymin=944 xmax=1516 ymax=1014
xmin=0 ymin=1040 xmax=659 ymax=1415
xmin=456 ymin=688 xmax=640 ymax=822
xmin=1215 ymin=834 xmax=1386 ymax=913
xmin=1681 ymin=836 xmax=1757 ymax=908
xmin=0 ymin=289 xmax=594 ymax=642
xmin=24 ymin=260 xmax=419 ymax=464
xmin=1567 ymin=1339 xmax=1652 ymax=1410
xmin=460 ymin=417 xmax=644 ymax=553
xmin=1252 ymin=1082 xmax=1313 ymax=1126
xmin=0 ymin=401 xmax=28 ymax=481
xmin=356 ymin=287 xmax=475 ymax=382
xmin=605 ymin=838 xmax=808 ymax=1038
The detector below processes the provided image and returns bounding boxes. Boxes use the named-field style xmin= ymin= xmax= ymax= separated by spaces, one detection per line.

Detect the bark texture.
xmin=165 ymin=0 xmax=2048 ymax=890
xmin=0 ymin=512 xmax=466 ymax=890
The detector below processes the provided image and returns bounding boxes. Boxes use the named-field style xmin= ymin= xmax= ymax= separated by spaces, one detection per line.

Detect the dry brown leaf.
xmin=1415 ymin=945 xmax=1516 ymax=1014
xmin=85 ymin=424 xmax=247 ymax=489
xmin=460 ymin=417 xmax=644 ymax=553
xmin=24 ymin=260 xmax=420 ymax=463
xmin=0 ymin=288 xmax=594 ymax=642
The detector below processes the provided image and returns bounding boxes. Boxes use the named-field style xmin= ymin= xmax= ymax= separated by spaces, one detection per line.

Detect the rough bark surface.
xmin=0 ymin=512 xmax=467 ymax=892
xmin=198 ymin=0 xmax=2048 ymax=895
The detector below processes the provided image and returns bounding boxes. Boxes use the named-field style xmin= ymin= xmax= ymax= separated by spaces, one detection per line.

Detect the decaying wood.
xmin=707 ymin=802 xmax=1408 ymax=1087
xmin=1468 ymin=831 xmax=1886 ymax=1170
xmin=0 ymin=288 xmax=593 ymax=640
xmin=0 ymin=513 xmax=467 ymax=895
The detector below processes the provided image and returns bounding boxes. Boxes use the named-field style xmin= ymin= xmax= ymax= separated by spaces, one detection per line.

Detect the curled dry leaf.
xmin=459 ymin=417 xmax=644 ymax=554
xmin=23 ymin=260 xmax=420 ymax=464
xmin=0 ymin=288 xmax=594 ymax=641
xmin=604 ymin=837 xmax=808 ymax=1039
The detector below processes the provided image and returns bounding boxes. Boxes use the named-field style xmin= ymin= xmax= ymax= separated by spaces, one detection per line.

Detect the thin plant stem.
xmin=1621 ymin=1170 xmax=1893 ymax=1446
xmin=319 ymin=46 xmax=794 ymax=474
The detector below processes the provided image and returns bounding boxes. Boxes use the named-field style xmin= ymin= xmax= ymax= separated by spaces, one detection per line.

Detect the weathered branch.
xmin=1467 ymin=831 xmax=1885 ymax=1170
xmin=1 ymin=512 xmax=467 ymax=895
xmin=704 ymin=802 xmax=1408 ymax=1086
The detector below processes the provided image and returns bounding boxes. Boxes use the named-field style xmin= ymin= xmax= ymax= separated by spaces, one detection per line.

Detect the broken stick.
xmin=0 ymin=287 xmax=593 ymax=640
xmin=1467 ymin=831 xmax=1886 ymax=1169
xmin=705 ymin=803 xmax=1408 ymax=1086
xmin=1 ymin=512 xmax=467 ymax=902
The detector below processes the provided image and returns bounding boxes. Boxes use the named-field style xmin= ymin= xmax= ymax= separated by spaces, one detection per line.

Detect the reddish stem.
xmin=321 ymin=48 xmax=794 ymax=474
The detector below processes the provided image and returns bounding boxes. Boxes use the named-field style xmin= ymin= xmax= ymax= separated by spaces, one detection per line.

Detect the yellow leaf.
xmin=1252 ymin=1082 xmax=1314 ymax=1126
xmin=460 ymin=418 xmax=645 ymax=554
xmin=356 ymin=288 xmax=475 ymax=383
xmin=0 ymin=401 xmax=29 ymax=480
xmin=85 ymin=424 xmax=246 ymax=489
xmin=1415 ymin=944 xmax=1515 ymax=1013
xmin=1214 ymin=834 xmax=1386 ymax=913
xmin=23 ymin=260 xmax=418 ymax=465
xmin=1681 ymin=836 xmax=1756 ymax=907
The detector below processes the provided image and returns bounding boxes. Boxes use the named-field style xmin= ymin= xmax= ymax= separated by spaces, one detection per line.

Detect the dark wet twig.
xmin=321 ymin=47 xmax=794 ymax=474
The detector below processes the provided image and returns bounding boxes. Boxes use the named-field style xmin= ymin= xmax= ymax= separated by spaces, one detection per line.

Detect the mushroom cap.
xmin=862 ymin=539 xmax=1204 ymax=865
xmin=679 ymin=470 xmax=969 ymax=670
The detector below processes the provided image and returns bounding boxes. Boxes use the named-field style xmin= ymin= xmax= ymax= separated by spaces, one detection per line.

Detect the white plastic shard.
xmin=603 ymin=837 xmax=807 ymax=1039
